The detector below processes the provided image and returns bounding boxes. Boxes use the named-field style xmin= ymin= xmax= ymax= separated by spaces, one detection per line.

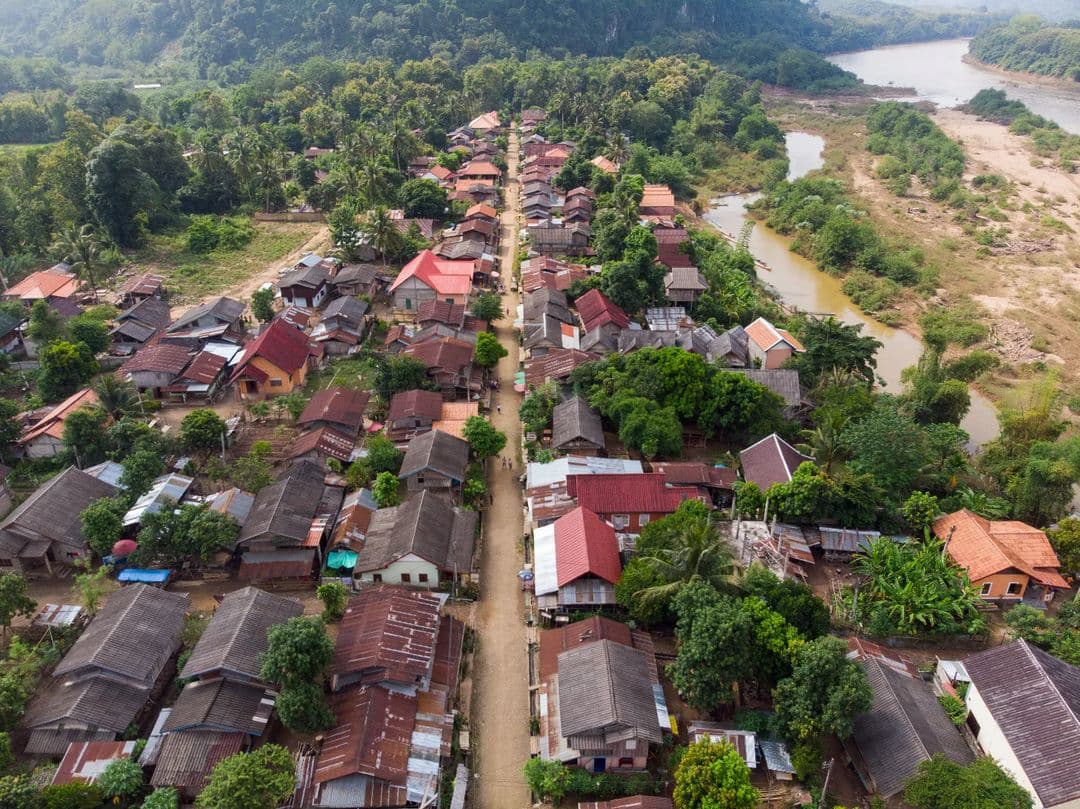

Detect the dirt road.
xmin=471 ymin=130 xmax=532 ymax=808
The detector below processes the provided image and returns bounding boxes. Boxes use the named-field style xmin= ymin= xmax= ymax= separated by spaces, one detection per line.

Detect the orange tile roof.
xmin=933 ymin=509 xmax=1068 ymax=588
xmin=432 ymin=401 xmax=479 ymax=439
xmin=641 ymin=184 xmax=675 ymax=209
xmin=745 ymin=317 xmax=805 ymax=353
xmin=590 ymin=156 xmax=618 ymax=174
xmin=18 ymin=388 xmax=98 ymax=445
xmin=6 ymin=270 xmax=79 ymax=301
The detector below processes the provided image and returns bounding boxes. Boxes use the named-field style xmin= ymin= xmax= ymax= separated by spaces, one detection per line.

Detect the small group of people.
xmin=499 ymin=456 xmax=514 ymax=470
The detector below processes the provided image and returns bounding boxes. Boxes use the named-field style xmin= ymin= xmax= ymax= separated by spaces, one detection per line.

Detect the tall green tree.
xmin=463 ymin=416 xmax=506 ymax=459
xmin=0 ymin=575 xmax=34 ymax=637
xmin=772 ymin=636 xmax=872 ymax=743
xmin=51 ymin=224 xmax=104 ymax=302
xmin=786 ymin=317 xmax=881 ymax=386
xmin=38 ymin=340 xmax=98 ymax=401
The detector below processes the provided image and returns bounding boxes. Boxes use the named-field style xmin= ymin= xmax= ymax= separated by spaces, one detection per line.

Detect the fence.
xmin=253 ymin=211 xmax=326 ymax=223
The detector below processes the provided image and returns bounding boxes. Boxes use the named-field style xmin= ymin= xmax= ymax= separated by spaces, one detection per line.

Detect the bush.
xmin=186 ymin=216 xmax=256 ymax=253
xmin=41 ymin=783 xmax=103 ymax=809
xmin=938 ymin=694 xmax=967 ymax=726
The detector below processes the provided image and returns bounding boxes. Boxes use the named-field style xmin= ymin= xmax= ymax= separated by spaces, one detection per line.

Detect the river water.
xmin=829 ymin=38 xmax=1080 ymax=134
xmin=704 ymin=132 xmax=1000 ymax=448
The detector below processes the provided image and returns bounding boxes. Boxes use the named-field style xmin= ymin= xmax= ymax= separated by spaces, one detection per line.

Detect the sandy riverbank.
xmin=961 ymin=53 xmax=1080 ymax=93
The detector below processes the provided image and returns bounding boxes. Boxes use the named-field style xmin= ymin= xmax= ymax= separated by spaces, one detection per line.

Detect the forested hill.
xmin=969 ymin=16 xmax=1080 ymax=81
xmin=0 ymin=0 xmax=837 ymax=79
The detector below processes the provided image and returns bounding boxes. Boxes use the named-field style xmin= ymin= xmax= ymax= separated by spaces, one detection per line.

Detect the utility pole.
xmin=819 ymin=758 xmax=835 ymax=808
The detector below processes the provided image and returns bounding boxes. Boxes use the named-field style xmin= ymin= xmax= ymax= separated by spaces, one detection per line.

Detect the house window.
xmin=0 ymin=559 xmax=12 ymax=568
xmin=405 ymin=298 xmax=413 ymax=310
xmin=400 ymin=573 xmax=411 ymax=583
xmin=1006 ymin=581 xmax=1022 ymax=596
xmin=418 ymin=573 xmax=429 ymax=583
xmin=372 ymin=573 xmax=383 ymax=583
xmin=612 ymin=514 xmax=630 ymax=530
xmin=639 ymin=514 xmax=650 ymax=527
xmin=980 ymin=582 xmax=993 ymax=596
xmin=618 ymin=757 xmax=634 ymax=768
xmin=966 ymin=712 xmax=980 ymax=737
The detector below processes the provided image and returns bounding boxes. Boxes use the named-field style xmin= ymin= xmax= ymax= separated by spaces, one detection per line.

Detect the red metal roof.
xmin=231 ymin=318 xmax=312 ymax=379
xmin=575 ymin=288 xmax=630 ymax=333
xmin=555 ymin=507 xmax=621 ymax=587
xmin=315 ymin=685 xmax=415 ymax=788
xmin=329 ymin=586 xmax=442 ymax=688
xmin=388 ymin=249 xmax=474 ymax=296
xmin=180 ymin=351 xmax=227 ymax=383
xmin=53 ymin=740 xmax=136 ymax=785
xmin=299 ymin=388 xmax=370 ymax=432
xmin=566 ymin=473 xmax=699 ymax=515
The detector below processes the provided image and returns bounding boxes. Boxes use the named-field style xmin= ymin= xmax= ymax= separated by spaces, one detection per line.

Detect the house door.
xmin=594 ymin=758 xmax=606 ymax=773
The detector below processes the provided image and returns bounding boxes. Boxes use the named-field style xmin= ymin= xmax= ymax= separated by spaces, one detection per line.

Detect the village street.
xmin=471 ymin=130 xmax=532 ymax=808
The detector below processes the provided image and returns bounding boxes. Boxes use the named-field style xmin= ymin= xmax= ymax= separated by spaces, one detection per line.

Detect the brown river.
xmin=704 ymin=132 xmax=1000 ymax=449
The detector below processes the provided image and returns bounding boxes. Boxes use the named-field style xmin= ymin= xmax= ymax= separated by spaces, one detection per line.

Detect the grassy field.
xmin=130 ymin=221 xmax=322 ymax=302
xmin=305 ymin=354 xmax=379 ymax=394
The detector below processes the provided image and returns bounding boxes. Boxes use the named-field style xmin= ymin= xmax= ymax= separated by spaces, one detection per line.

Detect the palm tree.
xmin=358 ymin=158 xmax=394 ymax=208
xmin=251 ymin=133 xmax=285 ymax=213
xmin=605 ymin=133 xmax=630 ymax=165
xmin=387 ymin=119 xmax=421 ymax=172
xmin=94 ymin=375 xmax=137 ymax=418
xmin=631 ymin=509 xmax=740 ymax=611
xmin=954 ymin=486 xmax=1010 ymax=519
xmin=361 ymin=206 xmax=401 ymax=272
xmin=798 ymin=410 xmax=850 ymax=475
xmin=51 ymin=224 xmax=104 ymax=302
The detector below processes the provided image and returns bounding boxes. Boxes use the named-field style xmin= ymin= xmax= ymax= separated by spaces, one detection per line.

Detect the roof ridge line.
xmin=1023 ymin=640 xmax=1080 ymax=731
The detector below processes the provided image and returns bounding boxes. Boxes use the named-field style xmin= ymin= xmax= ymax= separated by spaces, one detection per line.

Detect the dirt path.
xmin=471 ymin=130 xmax=532 ymax=809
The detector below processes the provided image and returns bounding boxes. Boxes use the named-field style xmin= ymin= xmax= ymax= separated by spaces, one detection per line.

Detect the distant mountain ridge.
xmin=0 ymin=0 xmax=836 ymax=78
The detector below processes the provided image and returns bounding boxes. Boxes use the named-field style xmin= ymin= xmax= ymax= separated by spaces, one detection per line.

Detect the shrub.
xmin=186 ymin=216 xmax=256 ymax=253
xmin=938 ymin=694 xmax=967 ymax=726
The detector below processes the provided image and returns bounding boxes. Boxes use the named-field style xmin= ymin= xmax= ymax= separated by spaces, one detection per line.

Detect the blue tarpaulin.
xmin=326 ymin=549 xmax=358 ymax=569
xmin=117 ymin=568 xmax=171 ymax=584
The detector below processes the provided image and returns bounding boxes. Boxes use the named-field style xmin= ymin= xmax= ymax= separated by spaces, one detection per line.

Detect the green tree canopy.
xmin=474 ymin=330 xmax=508 ymax=368
xmin=470 ymin=292 xmax=503 ymax=325
xmin=195 ymin=744 xmax=296 ymax=809
xmin=772 ymin=635 xmax=872 ymax=743
xmin=132 ymin=503 xmax=239 ymax=567
xmin=180 ymin=408 xmax=226 ymax=452
xmin=463 ymin=416 xmax=506 ymax=459
xmin=251 ymin=287 xmax=275 ymax=322
xmin=38 ymin=339 xmax=98 ymax=401
xmin=0 ymin=574 xmax=35 ymax=636
xmin=259 ymin=616 xmax=334 ymax=687
xmin=903 ymin=755 xmax=1032 ymax=809
xmin=785 ymin=316 xmax=881 ymax=386
xmin=673 ymin=738 xmax=758 ymax=809
xmin=62 ymin=405 xmax=109 ymax=466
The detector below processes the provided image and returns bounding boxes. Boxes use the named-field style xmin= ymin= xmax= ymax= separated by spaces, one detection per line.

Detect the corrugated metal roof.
xmin=123 ymin=473 xmax=194 ymax=527
xmin=566 ymin=473 xmax=699 ymax=515
xmin=554 ymin=507 xmax=621 ymax=587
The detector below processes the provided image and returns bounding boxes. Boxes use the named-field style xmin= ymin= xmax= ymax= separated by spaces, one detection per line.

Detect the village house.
xmin=389 ymin=249 xmax=475 ymax=311
xmin=538 ymin=616 xmax=668 ymax=772
xmin=521 ymin=257 xmax=587 ymax=294
xmin=116 ymin=272 xmax=165 ymax=308
xmin=590 ymin=155 xmax=619 ymax=175
xmin=386 ymin=389 xmax=445 ymax=442
xmin=731 ymin=368 xmax=803 ymax=417
xmin=562 ymin=197 xmax=593 ymax=225
xmin=846 ymin=642 xmax=973 ymax=799
xmin=402 ymin=335 xmax=482 ymax=399
xmin=299 ymin=388 xmax=369 ymax=437
xmin=162 ymin=346 xmax=237 ymax=404
xmin=311 ymin=586 xmax=463 ymax=808
xmin=399 ymin=429 xmax=470 ymax=494
xmin=329 ymin=263 xmax=383 ymax=299
xmin=650 ymin=462 xmax=737 ymax=508
xmin=236 ymin=462 xmax=344 ymax=583
xmin=524 ymin=315 xmax=580 ymax=356
xmin=745 ymin=317 xmax=805 ymax=370
xmin=17 ymin=387 xmax=98 ymax=459
xmin=639 ymin=184 xmax=675 ymax=223
xmin=523 ymin=288 xmax=576 ymax=334
xmin=230 ymin=318 xmax=315 ymax=400
xmin=526 ymin=457 xmax=644 ymax=527
xmin=278 ymin=261 xmax=331 ymax=309
xmin=691 ymin=324 xmax=749 ymax=367
xmin=416 ymin=299 xmax=484 ymax=332
xmin=151 ymin=587 xmax=303 ymax=798
xmin=962 ymin=640 xmax=1080 ymax=809
xmin=163 ymin=296 xmax=246 ymax=347
xmin=420 ymin=163 xmax=456 ymax=185
xmin=533 ymin=507 xmax=621 ymax=610
xmin=354 ymin=490 xmax=477 ymax=588
xmin=0 ymin=466 xmax=116 ymax=574
xmin=575 ymin=288 xmax=630 ymax=337
xmin=551 ymin=397 xmax=605 ymax=455
xmin=528 ymin=224 xmax=590 ymax=256
xmin=565 ymin=473 xmax=703 ymax=535
xmin=932 ymin=509 xmax=1068 ymax=602
xmin=51 ymin=740 xmax=138 ymax=787
xmin=122 ymin=473 xmax=194 ymax=530
xmin=311 ymin=295 xmax=369 ymax=355
xmin=3 ymin=266 xmax=80 ymax=310
xmin=739 ymin=433 xmax=813 ymax=491
xmin=110 ymin=296 xmax=172 ymax=355
xmin=0 ymin=309 xmax=23 ymax=357
xmin=122 ymin=343 xmax=193 ymax=397
xmin=286 ymin=426 xmax=357 ymax=467
xmin=524 ymin=348 xmax=597 ymax=389
xmin=22 ymin=584 xmax=188 ymax=755
xmin=663 ymin=267 xmax=708 ymax=305
xmin=468 ymin=111 xmax=501 ymax=133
